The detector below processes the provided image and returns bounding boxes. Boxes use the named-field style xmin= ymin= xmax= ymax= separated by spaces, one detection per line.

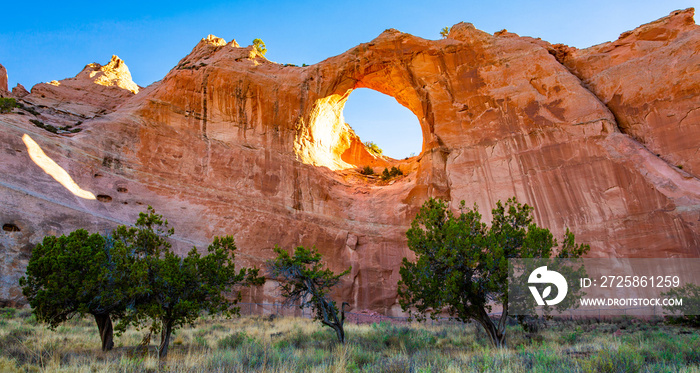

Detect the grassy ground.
xmin=0 ymin=308 xmax=698 ymax=372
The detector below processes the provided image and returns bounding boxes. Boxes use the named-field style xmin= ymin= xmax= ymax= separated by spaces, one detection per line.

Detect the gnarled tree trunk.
xmin=158 ymin=319 xmax=174 ymax=360
xmin=93 ymin=313 xmax=114 ymax=352
xmin=476 ymin=308 xmax=507 ymax=348
xmin=320 ymin=301 xmax=349 ymax=344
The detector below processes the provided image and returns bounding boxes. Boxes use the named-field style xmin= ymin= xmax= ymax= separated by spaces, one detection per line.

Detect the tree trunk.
xmin=333 ymin=324 xmax=345 ymax=344
xmin=158 ymin=320 xmax=173 ymax=360
xmin=321 ymin=320 xmax=345 ymax=344
xmin=94 ymin=314 xmax=114 ymax=352
xmin=477 ymin=310 xmax=506 ymax=348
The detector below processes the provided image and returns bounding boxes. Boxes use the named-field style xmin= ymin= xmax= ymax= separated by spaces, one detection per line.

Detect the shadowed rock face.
xmin=1 ymin=10 xmax=699 ymax=311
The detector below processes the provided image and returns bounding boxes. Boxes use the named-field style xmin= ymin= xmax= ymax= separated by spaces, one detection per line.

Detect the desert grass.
xmin=0 ymin=307 xmax=698 ymax=372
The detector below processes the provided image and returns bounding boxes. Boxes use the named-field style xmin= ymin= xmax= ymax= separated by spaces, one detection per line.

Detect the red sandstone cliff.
xmin=0 ymin=10 xmax=698 ymax=311
xmin=25 ymin=55 xmax=140 ymax=118
xmin=0 ymin=63 xmax=8 ymax=94
xmin=551 ymin=9 xmax=700 ymax=178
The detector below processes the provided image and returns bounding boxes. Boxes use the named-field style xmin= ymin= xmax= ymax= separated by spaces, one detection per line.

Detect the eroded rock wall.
xmin=552 ymin=9 xmax=700 ymax=177
xmin=1 ymin=9 xmax=699 ymax=312
xmin=25 ymin=55 xmax=140 ymax=119
xmin=0 ymin=63 xmax=7 ymax=94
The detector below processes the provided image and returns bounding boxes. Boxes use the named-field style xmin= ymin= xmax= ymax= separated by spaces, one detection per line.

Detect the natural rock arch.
xmin=293 ymin=31 xmax=442 ymax=172
xmin=1 ymin=11 xmax=699 ymax=311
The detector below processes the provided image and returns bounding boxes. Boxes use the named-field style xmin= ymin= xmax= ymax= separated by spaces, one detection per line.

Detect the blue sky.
xmin=1 ymin=0 xmax=696 ymax=158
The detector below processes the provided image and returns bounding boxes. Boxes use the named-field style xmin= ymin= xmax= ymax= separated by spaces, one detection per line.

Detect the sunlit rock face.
xmin=1 ymin=9 xmax=699 ymax=311
xmin=548 ymin=9 xmax=700 ymax=178
xmin=25 ymin=55 xmax=140 ymax=118
xmin=0 ymin=63 xmax=7 ymax=93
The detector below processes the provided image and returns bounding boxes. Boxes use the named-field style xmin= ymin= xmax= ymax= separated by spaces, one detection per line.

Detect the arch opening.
xmin=343 ymin=88 xmax=422 ymax=160
xmin=295 ymin=87 xmax=425 ymax=173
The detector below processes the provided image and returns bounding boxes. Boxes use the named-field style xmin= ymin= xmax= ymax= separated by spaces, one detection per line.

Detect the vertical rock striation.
xmin=550 ymin=9 xmax=700 ymax=177
xmin=1 ymin=10 xmax=699 ymax=311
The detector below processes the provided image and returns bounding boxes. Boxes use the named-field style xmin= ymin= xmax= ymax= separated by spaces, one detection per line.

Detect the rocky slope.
xmin=0 ymin=10 xmax=698 ymax=311
xmin=551 ymin=9 xmax=700 ymax=178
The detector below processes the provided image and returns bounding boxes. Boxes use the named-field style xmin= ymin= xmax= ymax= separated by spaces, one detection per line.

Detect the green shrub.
xmin=360 ymin=165 xmax=374 ymax=175
xmin=238 ymin=341 xmax=267 ymax=369
xmin=218 ymin=331 xmax=250 ymax=349
xmin=0 ymin=307 xmax=18 ymax=319
xmin=349 ymin=348 xmax=377 ymax=370
xmin=0 ymin=97 xmax=18 ymax=113
xmin=355 ymin=321 xmax=436 ymax=354
xmin=271 ymin=328 xmax=311 ymax=350
xmin=16 ymin=102 xmax=40 ymax=116
xmin=663 ymin=283 xmax=700 ymax=327
xmin=381 ymin=166 xmax=403 ymax=181
xmin=29 ymin=119 xmax=58 ymax=133
xmin=194 ymin=335 xmax=209 ymax=348
xmin=562 ymin=331 xmax=579 ymax=344
xmin=309 ymin=328 xmax=339 ymax=347
xmin=525 ymin=347 xmax=574 ymax=371
xmin=584 ymin=346 xmax=642 ymax=373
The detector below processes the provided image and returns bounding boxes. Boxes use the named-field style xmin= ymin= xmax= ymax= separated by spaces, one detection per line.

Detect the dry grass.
xmin=0 ymin=308 xmax=698 ymax=372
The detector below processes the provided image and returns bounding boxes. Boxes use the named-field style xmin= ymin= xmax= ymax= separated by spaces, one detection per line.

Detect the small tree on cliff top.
xmin=267 ymin=246 xmax=350 ymax=343
xmin=440 ymin=26 xmax=450 ymax=38
xmin=398 ymin=197 xmax=589 ymax=348
xmin=364 ymin=141 xmax=383 ymax=156
xmin=253 ymin=38 xmax=267 ymax=56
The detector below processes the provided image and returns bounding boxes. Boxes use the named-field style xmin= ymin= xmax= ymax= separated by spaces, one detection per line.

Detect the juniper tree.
xmin=112 ymin=208 xmax=264 ymax=359
xmin=663 ymin=283 xmax=700 ymax=327
xmin=398 ymin=197 xmax=589 ymax=348
xmin=20 ymin=207 xmax=265 ymax=358
xmin=267 ymin=246 xmax=350 ymax=343
xmin=19 ymin=230 xmax=127 ymax=351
